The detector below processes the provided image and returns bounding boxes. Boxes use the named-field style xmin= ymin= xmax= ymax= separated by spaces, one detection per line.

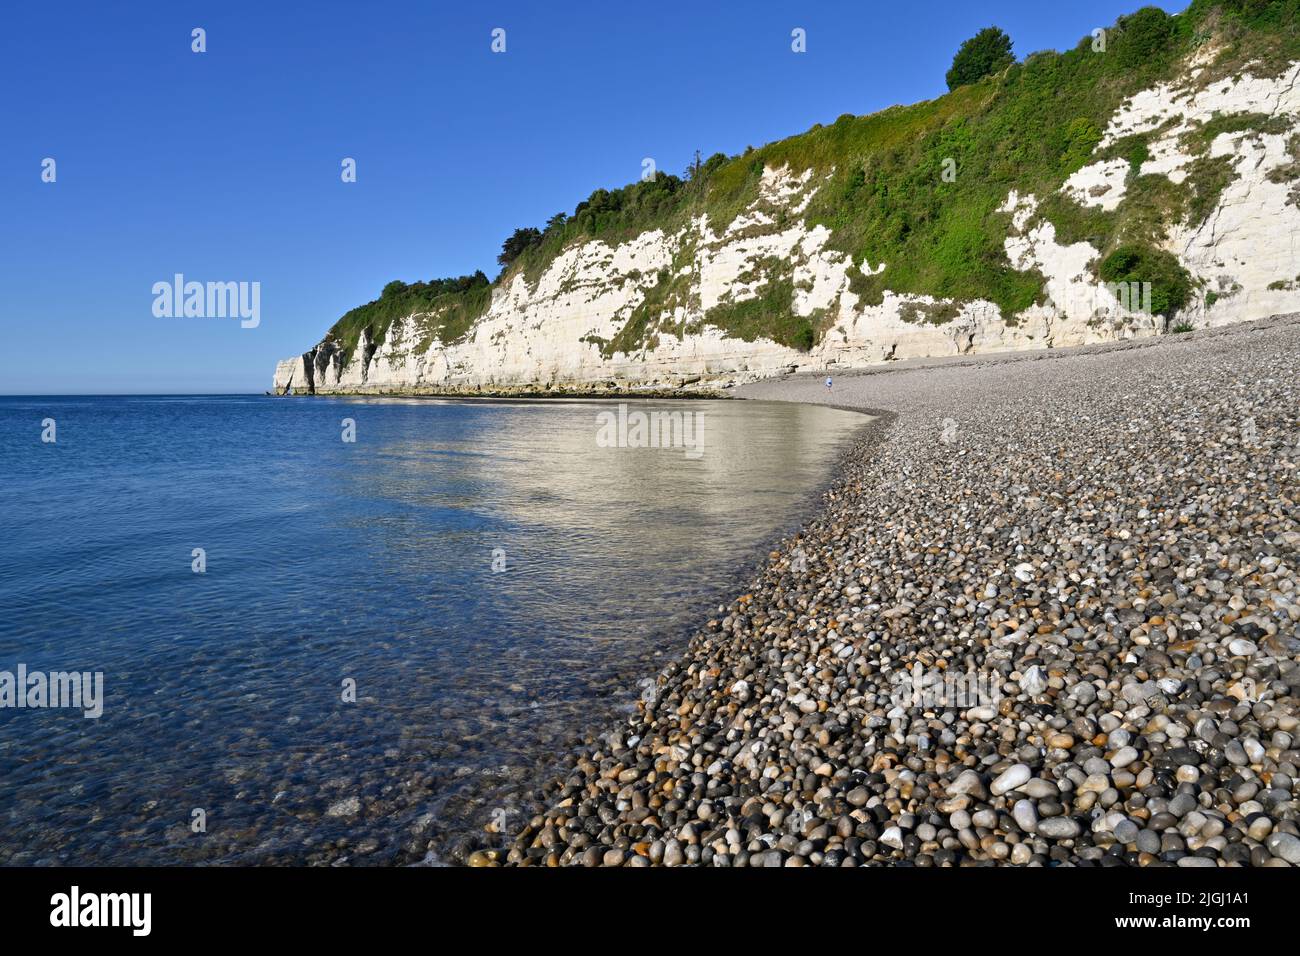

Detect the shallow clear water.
xmin=0 ymin=394 xmax=866 ymax=864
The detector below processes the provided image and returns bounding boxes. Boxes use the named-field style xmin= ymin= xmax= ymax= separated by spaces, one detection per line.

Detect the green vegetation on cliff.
xmin=322 ymin=272 xmax=490 ymax=361
xmin=315 ymin=0 xmax=1300 ymax=365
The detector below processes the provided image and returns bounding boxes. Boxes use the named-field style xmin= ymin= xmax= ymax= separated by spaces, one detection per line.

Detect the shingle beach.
xmin=477 ymin=316 xmax=1300 ymax=867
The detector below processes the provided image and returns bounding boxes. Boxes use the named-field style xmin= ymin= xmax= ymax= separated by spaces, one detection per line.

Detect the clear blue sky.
xmin=0 ymin=0 xmax=1188 ymax=394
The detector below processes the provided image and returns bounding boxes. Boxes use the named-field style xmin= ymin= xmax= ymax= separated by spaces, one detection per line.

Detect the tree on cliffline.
xmin=946 ymin=27 xmax=1014 ymax=90
xmin=1114 ymin=7 xmax=1175 ymax=67
xmin=497 ymin=227 xmax=543 ymax=268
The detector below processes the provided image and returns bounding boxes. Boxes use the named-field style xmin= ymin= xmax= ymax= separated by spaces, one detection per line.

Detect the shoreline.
xmin=469 ymin=313 xmax=1300 ymax=867
xmin=267 ymin=384 xmax=730 ymax=401
xmin=417 ymin=402 xmax=878 ymax=866
xmin=267 ymin=319 xmax=1293 ymax=403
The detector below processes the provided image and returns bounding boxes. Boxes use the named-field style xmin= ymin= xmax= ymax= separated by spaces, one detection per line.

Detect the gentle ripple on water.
xmin=0 ymin=394 xmax=867 ymax=864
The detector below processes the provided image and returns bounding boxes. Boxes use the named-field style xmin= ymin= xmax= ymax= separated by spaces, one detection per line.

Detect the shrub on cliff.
xmin=1100 ymin=244 xmax=1192 ymax=318
xmin=945 ymin=27 xmax=1015 ymax=90
xmin=1115 ymin=7 xmax=1177 ymax=67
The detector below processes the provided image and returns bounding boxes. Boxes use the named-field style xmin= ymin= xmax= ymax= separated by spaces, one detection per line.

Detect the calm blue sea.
xmin=0 ymin=395 xmax=865 ymax=864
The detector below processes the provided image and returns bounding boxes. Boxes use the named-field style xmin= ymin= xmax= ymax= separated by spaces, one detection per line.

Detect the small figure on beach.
xmin=825 ymin=376 xmax=833 ymax=391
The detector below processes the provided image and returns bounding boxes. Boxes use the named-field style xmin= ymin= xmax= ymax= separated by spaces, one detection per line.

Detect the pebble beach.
xmin=474 ymin=315 xmax=1300 ymax=867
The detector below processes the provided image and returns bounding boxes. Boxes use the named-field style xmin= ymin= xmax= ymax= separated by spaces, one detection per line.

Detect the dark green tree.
xmin=497 ymin=227 xmax=543 ymax=268
xmin=1115 ymin=7 xmax=1175 ymax=67
xmin=945 ymin=26 xmax=1014 ymax=90
xmin=701 ymin=152 xmax=728 ymax=178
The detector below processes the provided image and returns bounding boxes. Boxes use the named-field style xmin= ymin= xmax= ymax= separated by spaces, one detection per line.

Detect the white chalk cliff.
xmin=274 ymin=57 xmax=1300 ymax=395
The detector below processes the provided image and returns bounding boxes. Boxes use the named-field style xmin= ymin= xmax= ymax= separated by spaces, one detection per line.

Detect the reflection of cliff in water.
xmin=0 ymin=395 xmax=867 ymax=866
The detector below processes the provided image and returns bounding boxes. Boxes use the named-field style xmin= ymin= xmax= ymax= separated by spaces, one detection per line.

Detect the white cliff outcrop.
xmin=274 ymin=58 xmax=1300 ymax=395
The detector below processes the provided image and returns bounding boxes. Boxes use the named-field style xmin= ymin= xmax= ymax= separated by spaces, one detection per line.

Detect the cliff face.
xmin=274 ymin=49 xmax=1300 ymax=395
